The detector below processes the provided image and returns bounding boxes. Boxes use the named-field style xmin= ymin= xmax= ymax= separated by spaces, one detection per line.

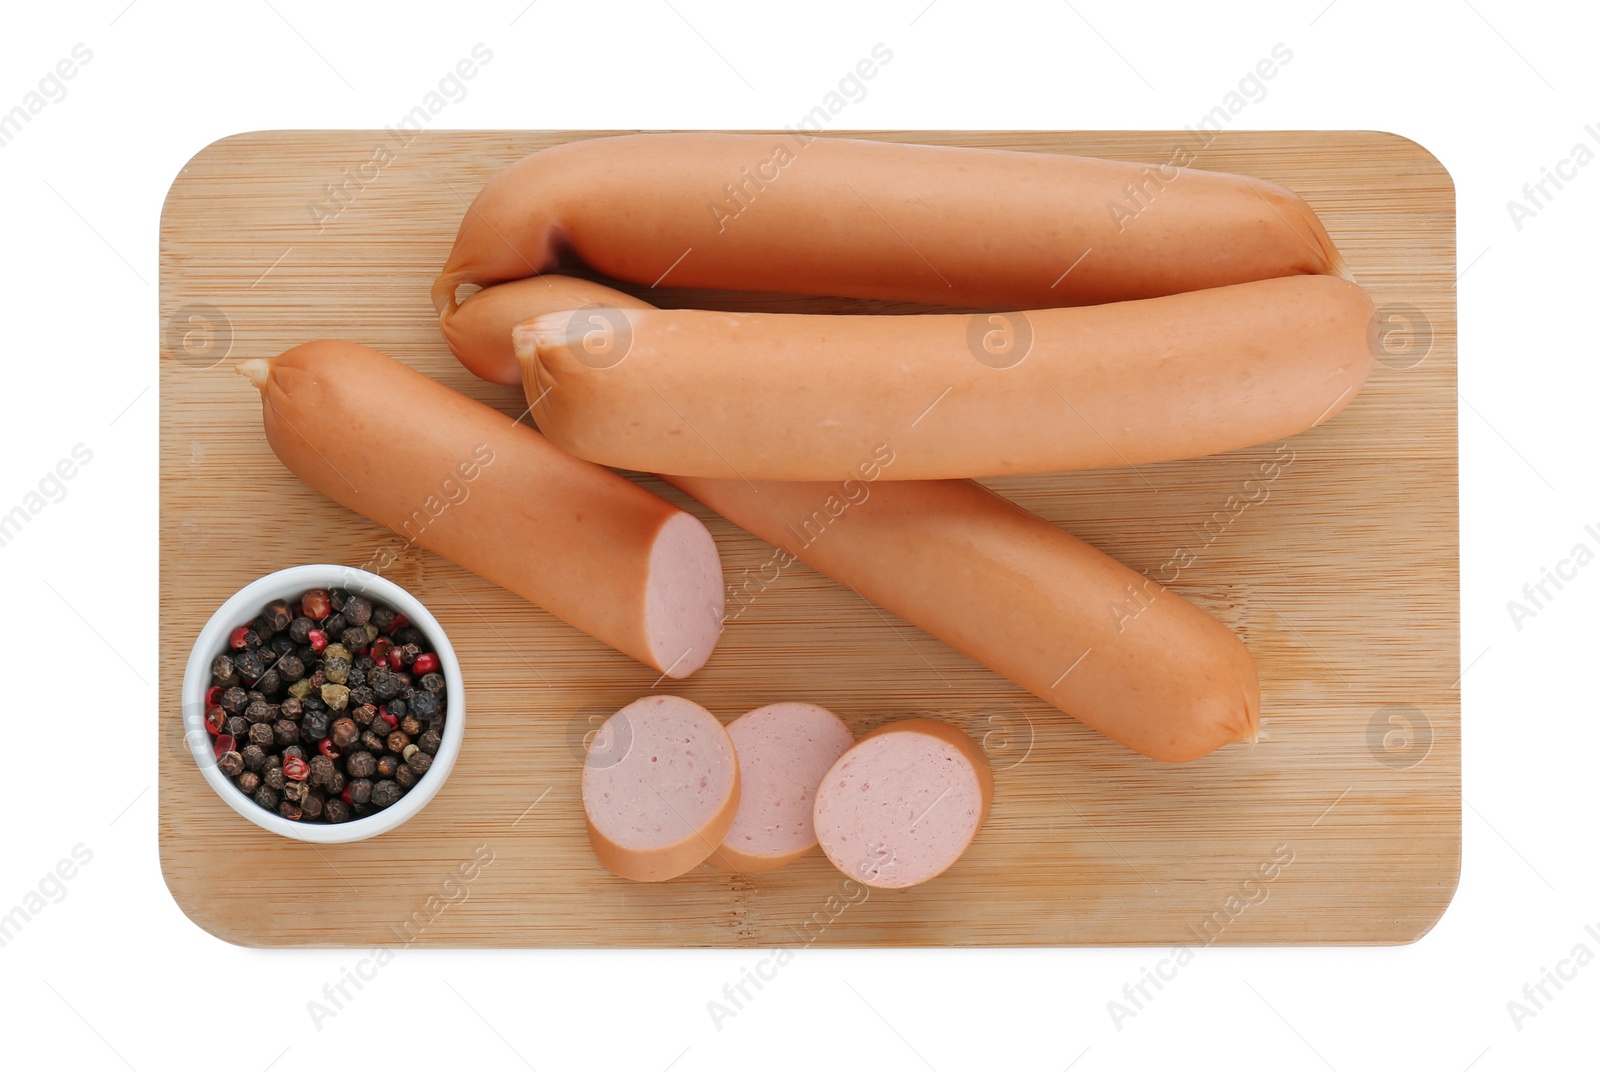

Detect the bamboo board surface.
xmin=158 ymin=130 xmax=1457 ymax=946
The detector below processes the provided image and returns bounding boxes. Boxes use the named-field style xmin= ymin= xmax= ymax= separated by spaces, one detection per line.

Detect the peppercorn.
xmin=386 ymin=730 xmax=410 ymax=754
xmin=388 ymin=698 xmax=408 ymax=719
xmin=223 ymin=715 xmax=249 ymax=740
xmin=203 ymin=705 xmax=227 ymax=735
xmin=243 ymin=700 xmax=271 ymax=724
xmin=408 ymin=690 xmax=439 ymax=720
xmin=263 ymin=762 xmax=286 ymax=791
xmin=418 ymin=672 xmax=445 ymax=696
xmin=282 ymin=744 xmax=307 ymax=762
xmin=418 ymin=730 xmax=441 ymax=755
xmin=399 ymin=714 xmax=423 ymax=737
xmin=272 ymin=720 xmax=299 ymax=748
xmin=412 ymin=652 xmax=440 ymax=676
xmin=346 ymin=751 xmax=376 ymax=779
xmin=289 ymin=616 xmax=315 ymax=643
xmin=308 ymin=629 xmax=328 ymax=653
xmin=278 ymin=695 xmax=303 ymax=720
xmin=361 ymin=730 xmax=386 ymax=755
xmin=308 ymin=668 xmax=328 ymax=691
xmin=269 ymin=633 xmax=296 ymax=658
xmin=351 ymin=702 xmax=377 ymax=727
xmin=341 ymin=594 xmax=372 ymax=626
xmin=321 ymin=612 xmax=347 ymax=637
xmin=395 ymin=765 xmax=417 ymax=791
xmin=371 ymin=669 xmax=402 ymax=701
xmin=301 ymin=711 xmax=330 ymax=742
xmin=233 ymin=649 xmax=267 ymax=684
xmin=330 ymin=718 xmax=359 ymax=750
xmin=322 ymin=798 xmax=349 ymax=824
xmin=371 ymin=606 xmax=396 ymax=632
xmin=255 ymin=667 xmax=282 ymax=696
xmin=308 ymin=754 xmax=335 ymax=786
xmin=406 ymin=749 xmax=433 ymax=775
xmin=217 ymin=750 xmax=244 ymax=777
xmin=326 ymin=770 xmax=346 ymax=795
xmin=300 ymin=588 xmax=331 ymax=620
xmin=236 ymin=770 xmax=261 ymax=795
xmin=302 ymin=790 xmax=325 ymax=819
xmin=277 ymin=654 xmax=305 ymax=683
xmin=278 ymin=800 xmax=303 ymax=821
xmin=394 ymin=625 xmax=423 ymax=647
xmin=370 ymin=780 xmax=402 ymax=808
xmin=321 ymin=683 xmax=351 ymax=711
xmin=341 ymin=627 xmax=370 ymax=654
xmin=395 ymin=643 xmax=421 ymax=668
xmin=303 ymin=695 xmax=327 ymax=714
xmin=283 ymin=779 xmax=308 ymax=803
xmin=375 ymin=754 xmax=400 ymax=780
xmin=323 ymin=655 xmax=351 ymax=686
xmin=346 ymin=667 xmax=367 ymax=690
xmin=229 ymin=625 xmax=253 ymax=650
xmin=345 ymin=687 xmax=373 ymax=710
xmin=262 ymin=598 xmax=293 ymax=632
xmin=287 ymin=678 xmax=313 ymax=701
xmin=241 ymin=743 xmax=267 ymax=771
xmin=347 ymin=778 xmax=373 ymax=805
xmin=220 ymin=686 xmax=249 ymax=714
xmin=210 ymin=654 xmax=238 ymax=685
xmin=253 ymin=786 xmax=280 ymax=810
xmin=247 ymin=722 xmax=274 ymax=748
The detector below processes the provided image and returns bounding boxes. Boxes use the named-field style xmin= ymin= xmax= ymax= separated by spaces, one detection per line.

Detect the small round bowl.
xmin=181 ymin=565 xmax=465 ymax=843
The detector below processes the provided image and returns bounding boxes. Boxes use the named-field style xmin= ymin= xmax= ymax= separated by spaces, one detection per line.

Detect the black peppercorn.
xmin=350 ymin=703 xmax=377 ymax=727
xmin=371 ymin=670 xmax=401 ymax=701
xmin=253 ymin=786 xmax=280 ymax=810
xmin=233 ymin=649 xmax=267 ymax=684
xmin=330 ymin=718 xmax=359 ymax=750
xmin=243 ymin=700 xmax=272 ymax=724
xmin=263 ymin=762 xmax=286 ymax=791
xmin=263 ymin=598 xmax=293 ymax=632
xmin=247 ymin=722 xmax=274 ymax=748
xmin=370 ymin=780 xmax=402 ymax=808
xmin=395 ymin=765 xmax=417 ymax=791
xmin=342 ymin=594 xmax=372 ymax=626
xmin=255 ymin=667 xmax=282 ymax=696
xmin=408 ymin=690 xmax=439 ymax=720
xmin=277 ymin=654 xmax=305 ymax=683
xmin=326 ymin=770 xmax=346 ymax=795
xmin=269 ymin=634 xmax=296 ymax=657
xmin=220 ymin=687 xmax=249 ymax=714
xmin=288 ymin=616 xmax=315 ymax=643
xmin=388 ymin=698 xmax=409 ymax=718
xmin=372 ymin=606 xmax=396 ymax=632
xmin=236 ymin=770 xmax=261 ymax=795
xmin=295 ymin=643 xmax=316 ymax=664
xmin=282 ymin=744 xmax=306 ymax=762
xmin=321 ymin=612 xmax=347 ymax=636
xmin=417 ymin=672 xmax=445 ymax=696
xmin=346 ymin=751 xmax=376 ymax=779
xmin=385 ymin=730 xmax=410 ymax=754
xmin=375 ymin=754 xmax=400 ymax=780
xmin=345 ymin=665 xmax=367 ymax=689
xmin=279 ymin=695 xmax=303 ymax=720
xmin=210 ymin=654 xmax=238 ymax=685
xmin=303 ymin=695 xmax=327 ymax=714
xmin=241 ymin=743 xmax=267 ymax=771
xmin=399 ymin=714 xmax=423 ymax=737
xmin=396 ymin=626 xmax=425 ymax=647
xmin=223 ymin=715 xmax=250 ymax=740
xmin=308 ymin=754 xmax=335 ymax=786
xmin=347 ymin=778 xmax=373 ymax=805
xmin=302 ymin=790 xmax=325 ymax=819
xmin=324 ymin=798 xmax=351 ymax=823
xmin=418 ymin=730 xmax=441 ymax=755
xmin=217 ymin=750 xmax=244 ymax=777
xmin=348 ymin=686 xmax=375 ymax=709
xmin=341 ymin=627 xmax=369 ymax=654
xmin=273 ymin=720 xmax=299 ymax=748
xmin=360 ymin=730 xmax=386 ymax=755
xmin=278 ymin=800 xmax=303 ymax=821
xmin=301 ymin=712 xmax=330 ymax=743
xmin=406 ymin=749 xmax=433 ymax=775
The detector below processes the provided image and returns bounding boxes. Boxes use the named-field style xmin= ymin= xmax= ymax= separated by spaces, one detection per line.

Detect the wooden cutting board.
xmin=158 ymin=130 xmax=1457 ymax=946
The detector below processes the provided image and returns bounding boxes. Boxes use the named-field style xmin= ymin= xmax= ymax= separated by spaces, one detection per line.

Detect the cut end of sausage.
xmin=581 ymin=695 xmax=740 ymax=882
xmin=814 ymin=719 xmax=993 ymax=889
xmin=644 ymin=511 xmax=724 ymax=679
xmin=708 ymin=703 xmax=856 ymax=873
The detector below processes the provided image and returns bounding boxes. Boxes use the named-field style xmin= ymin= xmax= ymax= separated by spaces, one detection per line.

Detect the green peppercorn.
xmin=323 ymin=656 xmax=350 ymax=686
xmin=321 ymin=684 xmax=351 ymax=710
xmin=287 ymin=678 xmax=313 ymax=701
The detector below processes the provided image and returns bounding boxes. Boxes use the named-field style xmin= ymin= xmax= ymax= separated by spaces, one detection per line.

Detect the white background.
xmin=2 ymin=0 xmax=1596 ymax=1069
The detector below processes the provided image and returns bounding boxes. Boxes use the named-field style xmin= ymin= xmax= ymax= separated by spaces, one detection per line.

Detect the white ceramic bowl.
xmin=181 ymin=564 xmax=464 ymax=843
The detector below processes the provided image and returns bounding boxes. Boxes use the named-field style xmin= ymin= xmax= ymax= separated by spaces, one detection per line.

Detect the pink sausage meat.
xmin=813 ymin=720 xmax=994 ymax=889
xmin=708 ymin=703 xmax=855 ymax=873
xmin=581 ymin=695 xmax=741 ymax=882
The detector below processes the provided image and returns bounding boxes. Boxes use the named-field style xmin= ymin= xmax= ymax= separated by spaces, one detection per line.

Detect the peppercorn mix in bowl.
xmin=180 ymin=565 xmax=464 ymax=843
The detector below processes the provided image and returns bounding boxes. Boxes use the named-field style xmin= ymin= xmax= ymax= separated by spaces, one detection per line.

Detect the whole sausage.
xmin=439 ymin=277 xmax=1262 ymax=762
xmin=238 ymin=341 xmax=724 ymax=678
xmin=432 ymin=133 xmax=1348 ymax=316
xmin=514 ymin=274 xmax=1376 ymax=481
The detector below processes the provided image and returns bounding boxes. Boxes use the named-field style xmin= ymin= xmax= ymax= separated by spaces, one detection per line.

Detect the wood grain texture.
xmin=158 ymin=130 xmax=1458 ymax=947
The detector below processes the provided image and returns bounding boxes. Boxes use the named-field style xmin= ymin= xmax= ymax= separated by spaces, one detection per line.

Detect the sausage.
xmin=582 ymin=695 xmax=740 ymax=881
xmin=238 ymin=341 xmax=724 ymax=678
xmin=706 ymin=702 xmax=855 ymax=874
xmin=440 ymin=275 xmax=623 ymax=386
xmin=513 ymin=274 xmax=1376 ymax=481
xmin=813 ymin=719 xmax=993 ymax=889
xmin=432 ymin=133 xmax=1348 ymax=317
xmin=436 ymin=277 xmax=1262 ymax=761
xmin=666 ymin=473 xmax=1259 ymax=763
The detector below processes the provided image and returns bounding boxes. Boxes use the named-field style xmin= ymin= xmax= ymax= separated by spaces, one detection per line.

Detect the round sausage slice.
xmin=581 ymin=695 xmax=740 ymax=882
xmin=814 ymin=720 xmax=993 ymax=889
xmin=708 ymin=703 xmax=856 ymax=874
